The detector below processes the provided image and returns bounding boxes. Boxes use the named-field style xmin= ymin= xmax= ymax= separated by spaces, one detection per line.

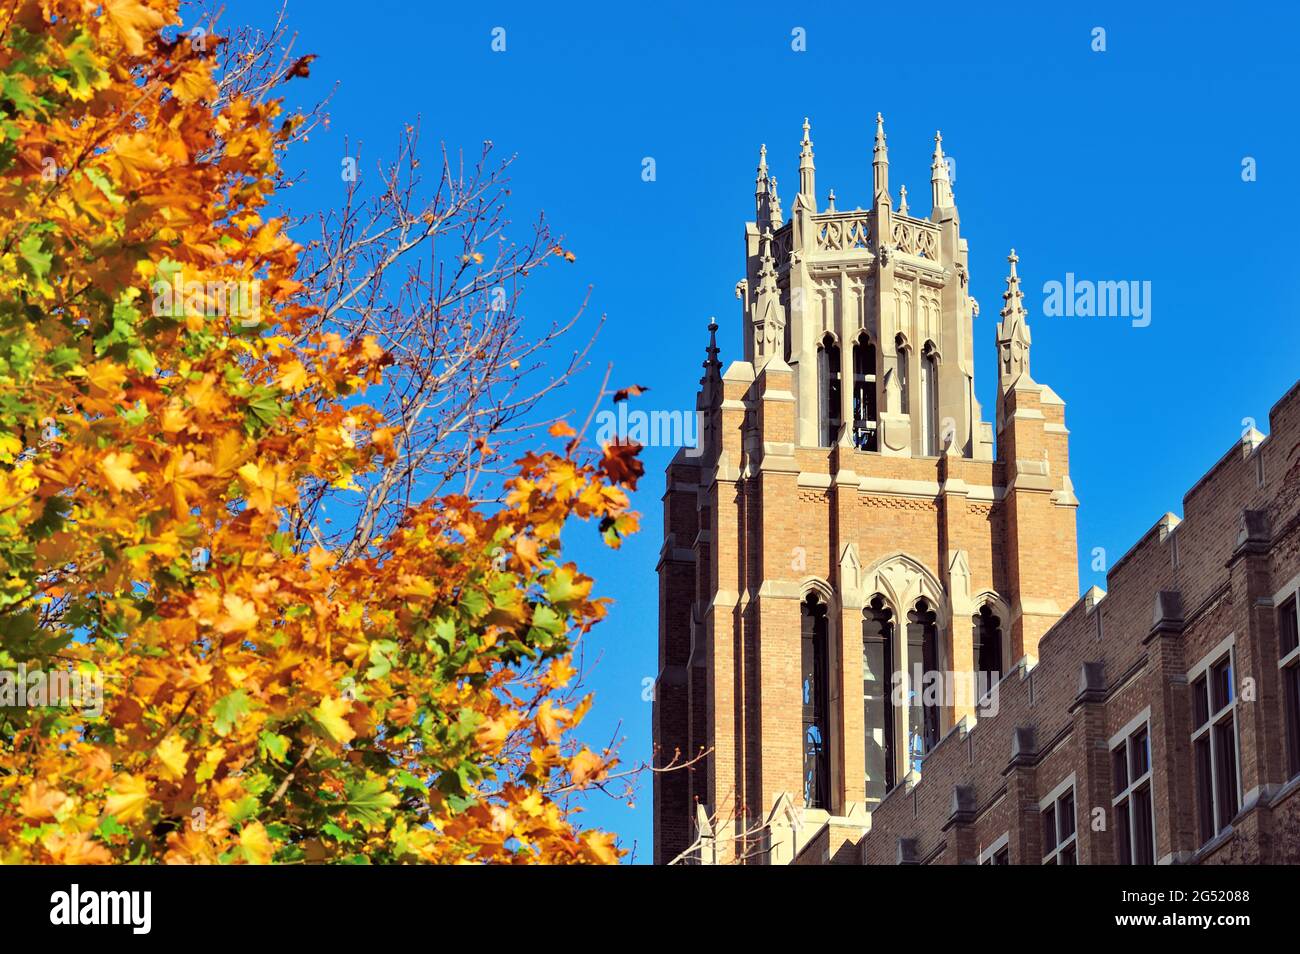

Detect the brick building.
xmin=651 ymin=116 xmax=1300 ymax=865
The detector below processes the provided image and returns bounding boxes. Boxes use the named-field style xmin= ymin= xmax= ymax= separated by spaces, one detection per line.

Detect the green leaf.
xmin=342 ymin=778 xmax=398 ymax=826
xmin=17 ymin=233 xmax=52 ymax=287
xmin=211 ymin=690 xmax=252 ymax=737
xmin=258 ymin=731 xmax=289 ymax=763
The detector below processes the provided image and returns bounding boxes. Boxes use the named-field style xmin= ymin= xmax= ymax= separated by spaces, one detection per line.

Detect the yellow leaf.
xmin=105 ymin=0 xmax=167 ymax=56
xmin=104 ymin=774 xmax=149 ymax=822
xmin=568 ymin=749 xmax=605 ymax=785
xmin=156 ymin=734 xmax=189 ymax=782
xmin=278 ymin=359 xmax=309 ymax=392
xmin=216 ymin=593 xmax=258 ymax=634
xmin=239 ymin=821 xmax=273 ymax=864
xmin=100 ymin=451 xmax=144 ymax=493
xmin=313 ymin=696 xmax=356 ymax=745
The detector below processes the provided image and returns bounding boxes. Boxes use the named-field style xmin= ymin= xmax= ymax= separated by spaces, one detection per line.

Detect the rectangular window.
xmin=979 ymin=833 xmax=1010 ymax=866
xmin=1040 ymin=781 xmax=1078 ymax=865
xmin=1190 ymin=644 xmax=1241 ymax=846
xmin=1112 ymin=719 xmax=1156 ymax=865
xmin=1279 ymin=594 xmax=1300 ymax=779
xmin=862 ymin=635 xmax=891 ymax=800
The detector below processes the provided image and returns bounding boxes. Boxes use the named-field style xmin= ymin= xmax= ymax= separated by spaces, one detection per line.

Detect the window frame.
xmin=1039 ymin=774 xmax=1078 ymax=865
xmin=979 ymin=832 xmax=1010 ymax=866
xmin=1109 ymin=710 xmax=1156 ymax=865
xmin=1276 ymin=589 xmax=1300 ymax=780
xmin=1188 ymin=637 xmax=1242 ymax=846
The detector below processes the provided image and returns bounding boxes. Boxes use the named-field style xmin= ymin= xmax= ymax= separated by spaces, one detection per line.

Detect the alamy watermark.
xmin=0 ymin=663 xmax=103 ymax=717
xmin=594 ymin=404 xmax=704 ymax=456
xmin=151 ymin=268 xmax=262 ymax=327
xmin=1042 ymin=274 xmax=1152 ymax=328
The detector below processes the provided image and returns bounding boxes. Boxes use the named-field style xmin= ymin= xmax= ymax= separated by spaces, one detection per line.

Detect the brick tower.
xmin=652 ymin=116 xmax=1080 ymax=864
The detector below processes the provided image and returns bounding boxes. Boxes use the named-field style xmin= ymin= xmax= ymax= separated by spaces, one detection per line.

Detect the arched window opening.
xmin=801 ymin=592 xmax=831 ymax=809
xmin=863 ymin=595 xmax=896 ymax=800
xmin=920 ymin=341 xmax=940 ymax=455
xmin=852 ymin=334 xmax=878 ymax=451
xmin=906 ymin=598 xmax=941 ymax=772
xmin=895 ymin=334 xmax=910 ymax=416
xmin=817 ymin=335 xmax=842 ymax=448
xmin=973 ymin=604 xmax=1003 ymax=700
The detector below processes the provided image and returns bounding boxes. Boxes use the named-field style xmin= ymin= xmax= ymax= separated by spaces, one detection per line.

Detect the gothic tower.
xmin=653 ymin=116 xmax=1080 ymax=864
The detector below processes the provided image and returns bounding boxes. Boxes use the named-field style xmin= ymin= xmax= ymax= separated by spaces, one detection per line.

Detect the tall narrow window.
xmin=895 ymin=334 xmax=909 ymax=416
xmin=906 ymin=598 xmax=940 ymax=771
xmin=1041 ymin=783 xmax=1078 ymax=864
xmin=1112 ymin=722 xmax=1156 ymax=864
xmin=851 ymin=334 xmax=878 ymax=451
xmin=972 ymin=604 xmax=1003 ymax=701
xmin=1190 ymin=647 xmax=1240 ymax=845
xmin=801 ymin=593 xmax=831 ymax=809
xmin=863 ymin=596 xmax=895 ymax=800
xmin=1278 ymin=594 xmax=1300 ymax=779
xmin=920 ymin=341 xmax=940 ymax=455
xmin=817 ymin=335 xmax=841 ymax=448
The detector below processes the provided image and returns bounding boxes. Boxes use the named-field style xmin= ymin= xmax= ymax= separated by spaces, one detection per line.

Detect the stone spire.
xmin=996 ymin=249 xmax=1032 ymax=388
xmin=755 ymin=143 xmax=770 ymax=221
xmin=701 ymin=316 xmax=722 ymax=386
xmin=872 ymin=112 xmax=890 ymax=209
xmin=799 ymin=117 xmax=816 ymax=211
xmin=768 ymin=175 xmax=783 ymax=230
xmin=898 ymin=184 xmax=909 ymax=216
xmin=931 ymin=131 xmax=954 ymax=213
xmin=752 ymin=230 xmax=786 ymax=363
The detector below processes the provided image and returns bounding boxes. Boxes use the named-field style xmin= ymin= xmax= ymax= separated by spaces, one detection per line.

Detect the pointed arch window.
xmin=851 ymin=334 xmax=878 ymax=451
xmin=973 ymin=604 xmax=1003 ymax=701
xmin=863 ymin=595 xmax=896 ymax=800
xmin=920 ymin=341 xmax=940 ymax=455
xmin=906 ymin=598 xmax=941 ymax=771
xmin=817 ymin=335 xmax=841 ymax=448
xmin=801 ymin=592 xmax=831 ymax=809
xmin=895 ymin=334 xmax=910 ymax=416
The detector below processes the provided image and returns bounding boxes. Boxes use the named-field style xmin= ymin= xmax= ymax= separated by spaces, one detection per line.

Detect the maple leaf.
xmin=239 ymin=822 xmax=274 ymax=864
xmin=568 ymin=749 xmax=605 ymax=785
xmin=216 ymin=593 xmax=258 ymax=634
xmin=105 ymin=0 xmax=167 ymax=57
xmin=313 ymin=696 xmax=357 ymax=745
xmin=104 ymin=774 xmax=150 ymax=823
xmin=101 ymin=451 xmax=145 ymax=493
xmin=283 ymin=54 xmax=317 ymax=80
xmin=599 ymin=440 xmax=644 ymax=490
xmin=155 ymin=734 xmax=189 ymax=782
xmin=611 ymin=384 xmax=649 ymax=402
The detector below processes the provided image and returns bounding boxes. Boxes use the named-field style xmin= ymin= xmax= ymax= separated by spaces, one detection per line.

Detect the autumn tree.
xmin=204 ymin=4 xmax=601 ymax=564
xmin=0 ymin=0 xmax=640 ymax=864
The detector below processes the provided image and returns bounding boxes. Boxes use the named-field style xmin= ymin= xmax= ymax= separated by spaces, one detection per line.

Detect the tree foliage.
xmin=0 ymin=0 xmax=640 ymax=864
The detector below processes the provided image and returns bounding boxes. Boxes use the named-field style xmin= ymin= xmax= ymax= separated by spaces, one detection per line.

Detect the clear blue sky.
xmin=223 ymin=0 xmax=1300 ymax=861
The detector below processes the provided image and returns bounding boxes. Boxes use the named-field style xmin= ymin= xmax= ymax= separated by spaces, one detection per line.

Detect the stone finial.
xmin=896 ymin=836 xmax=919 ymax=865
xmin=1151 ymin=590 xmax=1186 ymax=632
xmin=768 ymin=175 xmax=783 ymax=229
xmin=931 ymin=130 xmax=955 ymax=211
xmin=996 ymin=249 xmax=1032 ymax=389
xmin=948 ymin=785 xmax=976 ymax=825
xmin=798 ymin=117 xmax=816 ymax=211
xmin=1009 ymin=726 xmax=1037 ymax=767
xmin=1236 ymin=508 xmax=1270 ymax=551
xmin=1076 ymin=661 xmax=1106 ymax=704
xmin=752 ymin=231 xmax=786 ymax=363
xmin=873 ymin=112 xmax=890 ymax=209
xmin=700 ymin=316 xmax=722 ymax=387
xmin=898 ymin=184 xmax=909 ymax=216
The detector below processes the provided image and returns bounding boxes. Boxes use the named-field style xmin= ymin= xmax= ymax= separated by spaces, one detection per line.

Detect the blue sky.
xmin=222 ymin=0 xmax=1300 ymax=861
